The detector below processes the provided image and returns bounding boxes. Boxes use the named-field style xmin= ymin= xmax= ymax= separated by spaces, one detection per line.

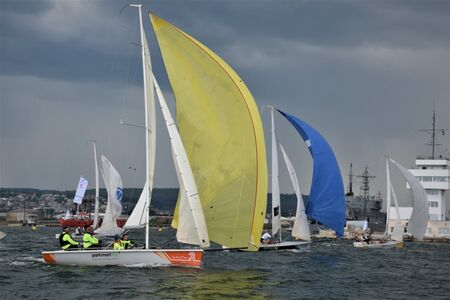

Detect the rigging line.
xmin=125 ymin=166 xmax=138 ymax=215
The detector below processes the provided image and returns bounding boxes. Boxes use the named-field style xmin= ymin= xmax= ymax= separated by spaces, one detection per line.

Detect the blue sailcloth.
xmin=277 ymin=109 xmax=345 ymax=237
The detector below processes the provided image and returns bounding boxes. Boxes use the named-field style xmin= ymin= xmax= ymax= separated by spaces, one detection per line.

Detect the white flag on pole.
xmin=73 ymin=176 xmax=88 ymax=204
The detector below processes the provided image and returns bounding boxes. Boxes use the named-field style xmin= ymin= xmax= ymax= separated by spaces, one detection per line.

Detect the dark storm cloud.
xmin=0 ymin=0 xmax=449 ymax=194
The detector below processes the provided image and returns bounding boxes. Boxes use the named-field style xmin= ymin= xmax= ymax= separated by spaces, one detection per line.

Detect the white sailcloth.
xmin=270 ymin=108 xmax=281 ymax=237
xmin=279 ymin=144 xmax=311 ymax=241
xmin=390 ymin=158 xmax=428 ymax=241
xmin=142 ymin=27 xmax=156 ymax=247
xmin=95 ymin=155 xmax=124 ymax=236
xmin=153 ymin=74 xmax=210 ymax=248
xmin=124 ymin=181 xmax=148 ymax=229
xmin=390 ymin=220 xmax=404 ymax=242
xmin=386 ymin=158 xmax=403 ymax=242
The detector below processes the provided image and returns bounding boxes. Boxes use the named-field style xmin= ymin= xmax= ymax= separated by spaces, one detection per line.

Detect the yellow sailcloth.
xmin=150 ymin=13 xmax=267 ymax=251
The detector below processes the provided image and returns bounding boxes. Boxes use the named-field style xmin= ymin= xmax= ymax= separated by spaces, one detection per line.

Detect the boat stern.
xmin=155 ymin=250 xmax=204 ymax=268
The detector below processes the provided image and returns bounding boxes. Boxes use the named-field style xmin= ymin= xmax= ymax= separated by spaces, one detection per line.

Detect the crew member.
xmin=83 ymin=225 xmax=102 ymax=249
xmin=113 ymin=235 xmax=124 ymax=250
xmin=121 ymin=233 xmax=135 ymax=249
xmin=59 ymin=227 xmax=79 ymax=250
xmin=261 ymin=231 xmax=272 ymax=245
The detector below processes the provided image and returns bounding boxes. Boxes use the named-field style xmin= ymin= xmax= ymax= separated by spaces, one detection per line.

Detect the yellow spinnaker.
xmin=150 ymin=14 xmax=267 ymax=251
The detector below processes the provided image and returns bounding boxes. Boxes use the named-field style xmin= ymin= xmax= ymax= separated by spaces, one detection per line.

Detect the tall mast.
xmin=131 ymin=4 xmax=151 ymax=249
xmin=420 ymin=109 xmax=448 ymax=159
xmin=345 ymin=163 xmax=354 ymax=196
xmin=92 ymin=140 xmax=100 ymax=229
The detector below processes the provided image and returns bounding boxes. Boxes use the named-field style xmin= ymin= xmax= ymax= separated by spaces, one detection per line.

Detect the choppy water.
xmin=0 ymin=226 xmax=449 ymax=299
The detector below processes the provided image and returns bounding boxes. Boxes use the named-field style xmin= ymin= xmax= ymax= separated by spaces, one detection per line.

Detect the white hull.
xmin=353 ymin=240 xmax=404 ymax=249
xmin=42 ymin=249 xmax=204 ymax=268
xmin=259 ymin=240 xmax=311 ymax=251
xmin=0 ymin=231 xmax=6 ymax=240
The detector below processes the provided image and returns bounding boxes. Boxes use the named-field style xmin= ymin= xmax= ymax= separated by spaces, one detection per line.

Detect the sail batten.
xmin=150 ymin=13 xmax=267 ymax=250
xmin=277 ymin=109 xmax=345 ymax=237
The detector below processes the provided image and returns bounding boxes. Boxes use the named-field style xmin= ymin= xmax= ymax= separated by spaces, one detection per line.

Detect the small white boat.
xmin=353 ymin=157 xmax=428 ymax=249
xmin=0 ymin=231 xmax=6 ymax=240
xmin=259 ymin=240 xmax=311 ymax=251
xmin=353 ymin=241 xmax=403 ymax=249
xmin=42 ymin=249 xmax=203 ymax=268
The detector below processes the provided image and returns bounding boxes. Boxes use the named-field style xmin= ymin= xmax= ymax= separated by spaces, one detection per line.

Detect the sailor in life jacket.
xmin=59 ymin=227 xmax=79 ymax=250
xmin=83 ymin=225 xmax=102 ymax=249
xmin=113 ymin=235 xmax=124 ymax=250
xmin=120 ymin=233 xmax=135 ymax=249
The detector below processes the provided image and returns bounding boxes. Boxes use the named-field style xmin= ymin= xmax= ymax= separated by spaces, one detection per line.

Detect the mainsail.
xmin=277 ymin=110 xmax=345 ymax=237
xmin=150 ymin=14 xmax=268 ymax=250
xmin=279 ymin=144 xmax=311 ymax=241
xmin=95 ymin=155 xmax=124 ymax=236
xmin=390 ymin=158 xmax=428 ymax=241
xmin=270 ymin=108 xmax=281 ymax=238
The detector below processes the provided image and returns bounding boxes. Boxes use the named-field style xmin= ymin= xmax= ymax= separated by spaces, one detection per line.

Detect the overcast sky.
xmin=1 ymin=0 xmax=449 ymax=200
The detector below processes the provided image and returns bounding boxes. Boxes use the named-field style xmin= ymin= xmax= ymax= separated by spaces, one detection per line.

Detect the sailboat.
xmin=0 ymin=231 xmax=6 ymax=240
xmin=43 ymin=4 xmax=267 ymax=266
xmin=353 ymin=158 xmax=428 ymax=248
xmin=58 ymin=142 xmax=127 ymax=229
xmin=275 ymin=109 xmax=346 ymax=239
xmin=259 ymin=107 xmax=311 ymax=250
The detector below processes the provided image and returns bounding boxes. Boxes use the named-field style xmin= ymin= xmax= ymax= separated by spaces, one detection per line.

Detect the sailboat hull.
xmin=353 ymin=241 xmax=403 ymax=249
xmin=259 ymin=240 xmax=311 ymax=251
xmin=42 ymin=249 xmax=204 ymax=268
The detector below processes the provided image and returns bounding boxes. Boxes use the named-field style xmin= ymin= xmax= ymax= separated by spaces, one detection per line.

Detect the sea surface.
xmin=0 ymin=226 xmax=449 ymax=300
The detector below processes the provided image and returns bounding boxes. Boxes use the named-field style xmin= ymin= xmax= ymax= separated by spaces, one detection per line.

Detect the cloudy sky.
xmin=1 ymin=0 xmax=449 ymax=199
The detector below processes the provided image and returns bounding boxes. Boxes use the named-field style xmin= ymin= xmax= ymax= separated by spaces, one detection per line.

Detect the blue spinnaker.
xmin=277 ymin=109 xmax=345 ymax=237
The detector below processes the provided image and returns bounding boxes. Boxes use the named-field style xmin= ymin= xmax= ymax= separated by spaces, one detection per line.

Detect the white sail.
xmin=390 ymin=158 xmax=428 ymax=241
xmin=92 ymin=141 xmax=100 ymax=229
xmin=390 ymin=184 xmax=401 ymax=219
xmin=153 ymin=74 xmax=210 ymax=248
xmin=95 ymin=155 xmax=124 ymax=236
xmin=171 ymin=147 xmax=199 ymax=245
xmin=279 ymin=144 xmax=311 ymax=241
xmin=386 ymin=158 xmax=403 ymax=241
xmin=124 ymin=181 xmax=148 ymax=229
xmin=390 ymin=220 xmax=404 ymax=242
xmin=385 ymin=158 xmax=392 ymax=236
xmin=270 ymin=107 xmax=281 ymax=238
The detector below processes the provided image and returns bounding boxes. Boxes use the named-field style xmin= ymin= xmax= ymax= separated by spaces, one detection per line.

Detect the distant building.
xmin=6 ymin=208 xmax=44 ymax=224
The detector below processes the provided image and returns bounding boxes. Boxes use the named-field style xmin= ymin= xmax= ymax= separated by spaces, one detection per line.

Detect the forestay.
xmin=277 ymin=110 xmax=345 ymax=237
xmin=150 ymin=13 xmax=268 ymax=251
xmin=124 ymin=181 xmax=148 ymax=229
